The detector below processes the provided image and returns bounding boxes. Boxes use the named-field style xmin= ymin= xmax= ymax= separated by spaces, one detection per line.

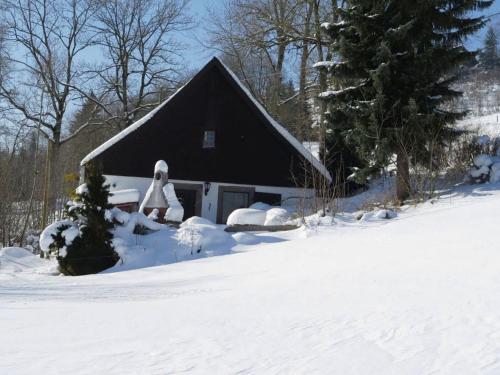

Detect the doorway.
xmin=217 ymin=186 xmax=255 ymax=224
xmin=173 ymin=183 xmax=203 ymax=221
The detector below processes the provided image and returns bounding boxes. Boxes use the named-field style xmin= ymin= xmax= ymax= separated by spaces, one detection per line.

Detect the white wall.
xmin=104 ymin=175 xmax=316 ymax=223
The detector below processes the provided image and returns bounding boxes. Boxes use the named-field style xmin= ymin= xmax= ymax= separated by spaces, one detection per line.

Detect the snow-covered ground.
xmin=457 ymin=112 xmax=500 ymax=138
xmin=2 ymin=183 xmax=500 ymax=374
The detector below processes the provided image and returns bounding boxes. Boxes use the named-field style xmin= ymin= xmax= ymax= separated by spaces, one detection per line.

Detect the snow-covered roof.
xmin=81 ymin=57 xmax=331 ymax=182
xmin=302 ymin=142 xmax=320 ymax=161
xmin=108 ymin=189 xmax=140 ymax=205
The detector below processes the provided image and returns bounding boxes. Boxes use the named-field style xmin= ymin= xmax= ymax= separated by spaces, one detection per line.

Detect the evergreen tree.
xmin=51 ymin=163 xmax=119 ymax=275
xmin=480 ymin=25 xmax=499 ymax=68
xmin=319 ymin=0 xmax=493 ymax=201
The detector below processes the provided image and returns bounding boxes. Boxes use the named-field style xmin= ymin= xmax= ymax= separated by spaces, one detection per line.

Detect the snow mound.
xmin=108 ymin=212 xmax=234 ymax=272
xmin=231 ymin=232 xmax=261 ymax=245
xmin=473 ymin=154 xmax=493 ymax=168
xmin=0 ymin=247 xmax=53 ymax=274
xmin=470 ymin=165 xmax=490 ymax=178
xmin=176 ymin=219 xmax=233 ymax=257
xmin=264 ymin=208 xmax=291 ymax=226
xmin=227 ymin=208 xmax=267 ymax=226
xmin=181 ymin=216 xmax=215 ymax=228
xmin=228 ymin=205 xmax=292 ymax=227
xmin=466 ymin=153 xmax=500 ymax=184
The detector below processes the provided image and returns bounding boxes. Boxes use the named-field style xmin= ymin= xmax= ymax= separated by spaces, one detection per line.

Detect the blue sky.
xmin=181 ymin=0 xmax=222 ymax=69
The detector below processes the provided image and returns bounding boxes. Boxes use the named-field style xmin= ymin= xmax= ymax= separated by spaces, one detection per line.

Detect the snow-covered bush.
xmin=227 ymin=208 xmax=267 ymax=226
xmin=447 ymin=131 xmax=499 ymax=182
xmin=227 ymin=204 xmax=294 ymax=227
xmin=465 ymin=153 xmax=500 ymax=184
xmin=40 ymin=164 xmax=120 ymax=275
xmin=264 ymin=208 xmax=291 ymax=226
xmin=176 ymin=217 xmax=232 ymax=256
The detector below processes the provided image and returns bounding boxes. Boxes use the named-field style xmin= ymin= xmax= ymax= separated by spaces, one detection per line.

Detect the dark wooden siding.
xmin=92 ymin=59 xmax=313 ymax=188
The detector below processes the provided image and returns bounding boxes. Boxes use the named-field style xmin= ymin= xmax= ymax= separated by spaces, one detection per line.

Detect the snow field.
xmin=2 ymin=183 xmax=500 ymax=374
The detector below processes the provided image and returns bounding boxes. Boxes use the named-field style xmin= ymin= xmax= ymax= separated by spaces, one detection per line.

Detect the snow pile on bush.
xmin=226 ymin=204 xmax=292 ymax=226
xmin=466 ymin=153 xmax=500 ymax=184
xmin=227 ymin=208 xmax=267 ymax=226
xmin=105 ymin=214 xmax=237 ymax=272
xmin=176 ymin=217 xmax=233 ymax=256
xmin=39 ymin=219 xmax=77 ymax=256
xmin=264 ymin=208 xmax=291 ymax=226
xmin=299 ymin=212 xmax=336 ymax=227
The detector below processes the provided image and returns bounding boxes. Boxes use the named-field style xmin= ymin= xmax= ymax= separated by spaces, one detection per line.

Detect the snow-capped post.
xmin=140 ymin=160 xmax=169 ymax=222
xmin=139 ymin=160 xmax=184 ymax=224
xmin=39 ymin=163 xmax=120 ymax=275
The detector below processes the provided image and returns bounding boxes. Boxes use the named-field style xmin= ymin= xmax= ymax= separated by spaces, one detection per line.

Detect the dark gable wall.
xmin=94 ymin=60 xmax=311 ymax=188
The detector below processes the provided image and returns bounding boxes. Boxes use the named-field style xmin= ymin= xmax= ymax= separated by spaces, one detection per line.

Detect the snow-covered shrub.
xmin=227 ymin=208 xmax=267 ymax=226
xmin=176 ymin=217 xmax=231 ymax=256
xmin=447 ymin=131 xmax=497 ymax=182
xmin=465 ymin=153 xmax=500 ymax=184
xmin=264 ymin=208 xmax=291 ymax=226
xmin=41 ymin=164 xmax=120 ymax=275
xmin=227 ymin=203 xmax=294 ymax=227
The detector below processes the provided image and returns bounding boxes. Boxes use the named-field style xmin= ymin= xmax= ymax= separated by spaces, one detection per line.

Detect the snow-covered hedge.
xmin=226 ymin=204 xmax=292 ymax=226
xmin=466 ymin=154 xmax=500 ymax=184
xmin=227 ymin=209 xmax=267 ymax=226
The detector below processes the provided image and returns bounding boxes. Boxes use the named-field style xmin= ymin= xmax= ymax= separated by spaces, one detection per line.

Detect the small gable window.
xmin=203 ymin=130 xmax=216 ymax=148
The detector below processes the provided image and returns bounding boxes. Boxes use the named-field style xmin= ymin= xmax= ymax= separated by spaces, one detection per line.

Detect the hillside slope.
xmin=2 ymin=184 xmax=500 ymax=374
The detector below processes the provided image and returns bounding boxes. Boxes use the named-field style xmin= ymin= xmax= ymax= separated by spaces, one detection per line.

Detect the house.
xmin=80 ymin=57 xmax=331 ymax=224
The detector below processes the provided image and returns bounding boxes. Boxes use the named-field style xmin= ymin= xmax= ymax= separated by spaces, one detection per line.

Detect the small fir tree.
xmin=52 ymin=163 xmax=119 ymax=275
xmin=480 ymin=25 xmax=499 ymax=68
xmin=318 ymin=0 xmax=493 ymax=201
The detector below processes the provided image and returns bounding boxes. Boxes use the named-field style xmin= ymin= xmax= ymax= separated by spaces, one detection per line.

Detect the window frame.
xmin=202 ymin=130 xmax=216 ymax=149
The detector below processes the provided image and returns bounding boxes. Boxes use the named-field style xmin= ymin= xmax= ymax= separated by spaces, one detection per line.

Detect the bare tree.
xmin=0 ymin=0 xmax=97 ymax=213
xmin=83 ymin=0 xmax=192 ymax=130
xmin=207 ymin=0 xmax=302 ymax=113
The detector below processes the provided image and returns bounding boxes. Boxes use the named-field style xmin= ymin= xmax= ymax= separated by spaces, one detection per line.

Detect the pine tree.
xmin=480 ymin=25 xmax=499 ymax=68
xmin=53 ymin=163 xmax=119 ymax=275
xmin=319 ymin=0 xmax=493 ymax=201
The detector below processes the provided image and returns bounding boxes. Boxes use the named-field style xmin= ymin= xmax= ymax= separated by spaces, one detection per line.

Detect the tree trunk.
xmin=298 ymin=2 xmax=313 ymax=141
xmin=49 ymin=141 xmax=61 ymax=209
xmin=312 ymin=0 xmax=329 ymax=161
xmin=396 ymin=148 xmax=410 ymax=202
